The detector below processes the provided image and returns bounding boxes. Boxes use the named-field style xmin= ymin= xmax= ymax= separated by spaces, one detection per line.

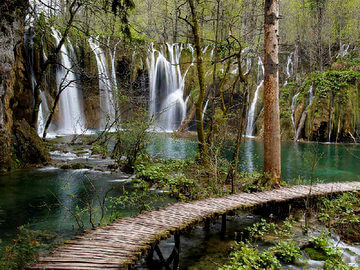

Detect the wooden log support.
xmin=27 ymin=182 xmax=360 ymax=270
xmin=204 ymin=218 xmax=211 ymax=232
xmin=221 ymin=214 xmax=227 ymax=238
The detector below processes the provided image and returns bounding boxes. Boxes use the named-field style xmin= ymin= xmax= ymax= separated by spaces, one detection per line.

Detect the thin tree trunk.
xmin=264 ymin=0 xmax=281 ymax=181
xmin=177 ymin=104 xmax=196 ymax=133
xmin=226 ymin=49 xmax=248 ymax=190
xmin=31 ymin=1 xmax=81 ymax=128
xmin=188 ymin=0 xmax=208 ymax=164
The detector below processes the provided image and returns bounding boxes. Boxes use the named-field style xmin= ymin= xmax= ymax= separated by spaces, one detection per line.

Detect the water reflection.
xmin=149 ymin=134 xmax=360 ymax=183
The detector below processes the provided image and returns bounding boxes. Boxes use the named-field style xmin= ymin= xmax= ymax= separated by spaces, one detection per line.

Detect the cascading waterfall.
xmin=291 ymin=92 xmax=300 ymax=135
xmin=37 ymin=91 xmax=50 ymax=135
xmin=328 ymin=112 xmax=332 ymax=142
xmin=231 ymin=47 xmax=251 ymax=75
xmin=129 ymin=47 xmax=137 ymax=93
xmin=308 ymin=84 xmax=315 ymax=106
xmin=284 ymin=52 xmax=294 ymax=87
xmin=148 ymin=43 xmax=194 ymax=131
xmin=337 ymin=44 xmax=350 ymax=58
xmin=202 ymin=99 xmax=209 ymax=120
xmin=89 ymin=37 xmax=117 ymax=129
xmin=245 ymin=54 xmax=252 ymax=75
xmin=52 ymin=28 xmax=85 ymax=134
xmin=245 ymin=56 xmax=264 ymax=137
xmin=294 ymin=84 xmax=314 ymax=141
xmin=210 ymin=46 xmax=215 ymax=60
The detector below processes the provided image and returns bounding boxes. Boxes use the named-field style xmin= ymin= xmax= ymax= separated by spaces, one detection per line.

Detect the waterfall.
xmin=148 ymin=43 xmax=194 ymax=131
xmin=129 ymin=47 xmax=136 ymax=93
xmin=52 ymin=28 xmax=85 ymax=134
xmin=283 ymin=52 xmax=294 ymax=87
xmin=109 ymin=40 xmax=119 ymax=96
xmin=89 ymin=37 xmax=117 ymax=129
xmin=308 ymin=84 xmax=315 ymax=106
xmin=202 ymin=44 xmax=210 ymax=55
xmin=202 ymin=99 xmax=209 ymax=120
xmin=210 ymin=46 xmax=215 ymax=60
xmin=245 ymin=56 xmax=264 ymax=137
xmin=337 ymin=44 xmax=350 ymax=58
xmin=245 ymin=54 xmax=252 ymax=75
xmin=294 ymin=84 xmax=314 ymax=141
xmin=328 ymin=112 xmax=332 ymax=142
xmin=291 ymin=92 xmax=300 ymax=135
xmin=37 ymin=91 xmax=50 ymax=135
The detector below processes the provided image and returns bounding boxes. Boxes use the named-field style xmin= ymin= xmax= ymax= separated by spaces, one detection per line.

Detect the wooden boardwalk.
xmin=28 ymin=182 xmax=360 ymax=270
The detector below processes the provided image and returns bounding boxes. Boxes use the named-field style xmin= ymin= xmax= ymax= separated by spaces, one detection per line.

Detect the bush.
xmin=0 ymin=226 xmax=41 ymax=269
xmin=112 ymin=113 xmax=150 ymax=173
xmin=219 ymin=242 xmax=281 ymax=270
xmin=270 ymin=240 xmax=302 ymax=263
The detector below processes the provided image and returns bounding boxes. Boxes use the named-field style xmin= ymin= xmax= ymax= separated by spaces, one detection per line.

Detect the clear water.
xmin=149 ymin=134 xmax=360 ymax=183
xmin=1 ymin=135 xmax=359 ymax=260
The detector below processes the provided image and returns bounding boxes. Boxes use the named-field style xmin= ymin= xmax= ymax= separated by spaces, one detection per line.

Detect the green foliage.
xmin=247 ymin=218 xmax=295 ymax=240
xmin=112 ymin=113 xmax=150 ymax=173
xmin=270 ymin=240 xmax=302 ymax=263
xmin=304 ymin=232 xmax=356 ymax=270
xmin=239 ymin=172 xmax=281 ymax=193
xmin=135 ymin=163 xmax=171 ymax=183
xmin=0 ymin=227 xmax=42 ymax=270
xmin=107 ymin=185 xmax=166 ymax=218
xmin=318 ymin=193 xmax=360 ymax=226
xmin=318 ymin=192 xmax=360 ymax=242
xmin=336 ymin=57 xmax=360 ymax=68
xmin=110 ymin=0 xmax=135 ymax=37
xmin=134 ymin=159 xmax=207 ymax=201
xmin=307 ymin=232 xmax=343 ymax=261
xmin=219 ymin=242 xmax=281 ymax=270
xmin=91 ymin=141 xmax=109 ymax=158
xmin=312 ymin=71 xmax=360 ymax=103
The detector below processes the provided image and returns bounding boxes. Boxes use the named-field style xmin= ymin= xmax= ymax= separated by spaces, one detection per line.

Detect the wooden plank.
xmin=27 ymin=182 xmax=360 ymax=270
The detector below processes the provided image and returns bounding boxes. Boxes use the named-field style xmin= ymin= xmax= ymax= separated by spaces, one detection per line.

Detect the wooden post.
xmin=173 ymin=231 xmax=180 ymax=270
xmin=204 ymin=219 xmax=210 ymax=232
xmin=221 ymin=214 xmax=227 ymax=237
xmin=145 ymin=246 xmax=154 ymax=265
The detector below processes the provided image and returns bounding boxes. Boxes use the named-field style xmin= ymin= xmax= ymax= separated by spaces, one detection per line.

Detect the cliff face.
xmin=0 ymin=1 xmax=49 ymax=172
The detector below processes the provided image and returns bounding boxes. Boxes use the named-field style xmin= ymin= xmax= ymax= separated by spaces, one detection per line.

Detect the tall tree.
xmin=264 ymin=0 xmax=281 ymax=181
xmin=187 ymin=0 xmax=208 ymax=164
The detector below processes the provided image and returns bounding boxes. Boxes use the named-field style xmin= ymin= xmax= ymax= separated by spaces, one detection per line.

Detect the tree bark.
xmin=188 ymin=0 xmax=208 ymax=164
xmin=264 ymin=0 xmax=281 ymax=181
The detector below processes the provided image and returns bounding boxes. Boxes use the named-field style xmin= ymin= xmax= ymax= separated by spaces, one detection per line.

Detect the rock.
xmin=12 ymin=119 xmax=50 ymax=166
xmin=0 ymin=130 xmax=12 ymax=172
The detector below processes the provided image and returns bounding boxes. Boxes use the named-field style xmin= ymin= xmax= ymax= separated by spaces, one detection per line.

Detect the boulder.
xmin=12 ymin=119 xmax=50 ymax=166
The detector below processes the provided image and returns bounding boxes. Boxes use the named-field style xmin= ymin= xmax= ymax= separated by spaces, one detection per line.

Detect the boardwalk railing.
xmin=27 ymin=182 xmax=360 ymax=270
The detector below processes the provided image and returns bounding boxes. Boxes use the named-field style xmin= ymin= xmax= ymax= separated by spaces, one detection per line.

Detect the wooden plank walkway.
xmin=27 ymin=182 xmax=360 ymax=270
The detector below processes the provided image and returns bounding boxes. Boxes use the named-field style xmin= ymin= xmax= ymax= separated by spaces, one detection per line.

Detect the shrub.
xmin=219 ymin=242 xmax=281 ymax=270
xmin=270 ymin=240 xmax=302 ymax=263
xmin=0 ymin=226 xmax=41 ymax=269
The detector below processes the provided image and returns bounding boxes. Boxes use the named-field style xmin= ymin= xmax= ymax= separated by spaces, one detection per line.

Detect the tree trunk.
xmin=188 ymin=0 xmax=208 ymax=164
xmin=31 ymin=1 xmax=81 ymax=128
xmin=264 ymin=0 xmax=281 ymax=181
xmin=177 ymin=104 xmax=196 ymax=133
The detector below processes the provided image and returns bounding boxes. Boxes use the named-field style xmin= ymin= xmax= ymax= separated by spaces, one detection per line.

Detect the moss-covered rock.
xmin=0 ymin=130 xmax=12 ymax=173
xmin=12 ymin=119 xmax=50 ymax=166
